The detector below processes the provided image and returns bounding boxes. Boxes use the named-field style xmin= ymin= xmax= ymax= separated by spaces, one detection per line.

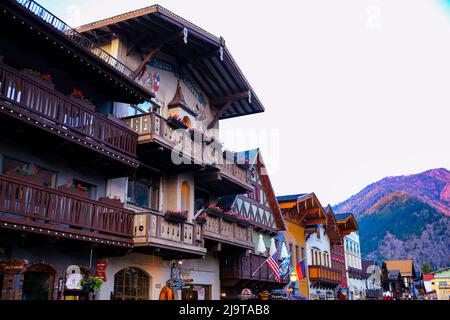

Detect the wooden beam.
xmin=207 ymin=101 xmax=232 ymax=129
xmin=304 ymin=218 xmax=327 ymax=226
xmin=211 ymin=91 xmax=250 ymax=106
xmin=134 ymin=31 xmax=184 ymax=75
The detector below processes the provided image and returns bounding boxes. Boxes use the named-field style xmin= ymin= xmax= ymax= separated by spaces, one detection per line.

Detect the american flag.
xmin=266 ymin=252 xmax=281 ymax=282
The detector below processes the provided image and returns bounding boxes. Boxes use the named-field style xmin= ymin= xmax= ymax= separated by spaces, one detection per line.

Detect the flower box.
xmin=237 ymin=219 xmax=251 ymax=228
xmin=206 ymin=207 xmax=223 ymax=218
xmin=167 ymin=116 xmax=188 ymax=130
xmin=58 ymin=185 xmax=89 ymax=199
xmin=222 ymin=211 xmax=239 ymax=223
xmin=195 ymin=214 xmax=207 ymax=225
xmin=21 ymin=69 xmax=55 ymax=90
xmin=99 ymin=197 xmax=124 ymax=208
xmin=164 ymin=210 xmax=188 ymax=223
xmin=68 ymin=95 xmax=96 ymax=111
xmin=4 ymin=171 xmax=44 ymax=185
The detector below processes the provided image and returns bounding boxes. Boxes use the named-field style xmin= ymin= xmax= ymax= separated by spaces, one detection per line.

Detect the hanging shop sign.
xmin=95 ymin=260 xmax=107 ymax=282
xmin=259 ymin=290 xmax=270 ymax=301
xmin=0 ymin=260 xmax=27 ymax=273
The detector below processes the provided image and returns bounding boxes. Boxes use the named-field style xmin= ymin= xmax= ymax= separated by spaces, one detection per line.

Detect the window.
xmin=32 ymin=165 xmax=56 ymax=188
xmin=181 ymin=181 xmax=190 ymax=213
xmin=301 ymin=247 xmax=305 ymax=260
xmin=128 ymin=179 xmax=150 ymax=208
xmin=113 ymin=268 xmax=149 ymax=300
xmin=295 ymin=245 xmax=300 ymax=265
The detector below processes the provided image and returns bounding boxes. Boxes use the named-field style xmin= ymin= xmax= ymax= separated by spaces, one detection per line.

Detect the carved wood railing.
xmin=0 ymin=174 xmax=134 ymax=242
xmin=124 ymin=112 xmax=250 ymax=186
xmin=133 ymin=210 xmax=203 ymax=250
xmin=203 ymin=215 xmax=253 ymax=249
xmin=0 ymin=62 xmax=138 ymax=160
xmin=309 ymin=265 xmax=342 ymax=284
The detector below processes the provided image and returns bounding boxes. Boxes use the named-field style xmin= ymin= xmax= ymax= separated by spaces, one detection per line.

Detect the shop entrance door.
xmin=22 ymin=264 xmax=56 ymax=300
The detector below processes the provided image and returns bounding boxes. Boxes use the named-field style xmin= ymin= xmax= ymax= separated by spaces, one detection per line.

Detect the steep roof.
xmin=362 ymin=260 xmax=377 ymax=273
xmin=385 ymin=260 xmax=415 ymax=277
xmin=217 ymin=149 xmax=286 ymax=231
xmin=388 ymin=270 xmax=402 ymax=281
xmin=277 ymin=194 xmax=308 ymax=203
xmin=76 ymin=4 xmax=265 ymax=120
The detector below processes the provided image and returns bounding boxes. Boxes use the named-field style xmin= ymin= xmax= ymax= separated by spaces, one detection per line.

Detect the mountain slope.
xmin=333 ymin=168 xmax=450 ymax=270
xmin=334 ymin=168 xmax=450 ymax=217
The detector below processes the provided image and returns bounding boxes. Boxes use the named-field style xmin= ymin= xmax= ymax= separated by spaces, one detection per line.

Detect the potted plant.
xmin=195 ymin=212 xmax=207 ymax=225
xmin=222 ymin=211 xmax=239 ymax=223
xmin=68 ymin=89 xmax=95 ymax=111
xmin=206 ymin=206 xmax=224 ymax=218
xmin=164 ymin=210 xmax=188 ymax=223
xmin=167 ymin=114 xmax=188 ymax=130
xmin=236 ymin=215 xmax=251 ymax=228
xmin=58 ymin=180 xmax=89 ymax=198
xmin=99 ymin=195 xmax=124 ymax=208
xmin=81 ymin=276 xmax=104 ymax=294
xmin=21 ymin=68 xmax=55 ymax=90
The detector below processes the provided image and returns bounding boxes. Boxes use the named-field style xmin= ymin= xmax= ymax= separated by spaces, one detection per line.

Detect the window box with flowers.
xmin=164 ymin=210 xmax=188 ymax=223
xmin=236 ymin=215 xmax=251 ymax=228
xmin=5 ymin=166 xmax=44 ymax=185
xmin=167 ymin=114 xmax=188 ymax=130
xmin=21 ymin=69 xmax=55 ymax=90
xmin=58 ymin=180 xmax=89 ymax=198
xmin=206 ymin=206 xmax=223 ymax=218
xmin=68 ymin=89 xmax=96 ymax=111
xmin=195 ymin=212 xmax=208 ymax=225
xmin=99 ymin=196 xmax=124 ymax=208
xmin=222 ymin=211 xmax=240 ymax=223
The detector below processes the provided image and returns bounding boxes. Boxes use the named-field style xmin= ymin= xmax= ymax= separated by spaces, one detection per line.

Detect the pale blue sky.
xmin=37 ymin=0 xmax=450 ymax=206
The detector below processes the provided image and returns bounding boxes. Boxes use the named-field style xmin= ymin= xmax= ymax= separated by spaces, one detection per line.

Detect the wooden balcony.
xmin=220 ymin=253 xmax=290 ymax=286
xmin=309 ymin=265 xmax=342 ymax=288
xmin=0 ymin=61 xmax=139 ymax=171
xmin=124 ymin=112 xmax=251 ymax=193
xmin=0 ymin=174 xmax=134 ymax=247
xmin=133 ymin=210 xmax=206 ymax=257
xmin=203 ymin=215 xmax=254 ymax=250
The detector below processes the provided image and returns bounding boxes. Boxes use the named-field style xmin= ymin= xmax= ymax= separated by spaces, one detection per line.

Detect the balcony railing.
xmin=0 ymin=174 xmax=134 ymax=246
xmin=203 ymin=215 xmax=254 ymax=249
xmin=133 ymin=210 xmax=205 ymax=255
xmin=0 ymin=62 xmax=138 ymax=164
xmin=221 ymin=254 xmax=289 ymax=284
xmin=124 ymin=112 xmax=250 ymax=186
xmin=14 ymin=0 xmax=146 ymax=90
xmin=309 ymin=265 xmax=342 ymax=285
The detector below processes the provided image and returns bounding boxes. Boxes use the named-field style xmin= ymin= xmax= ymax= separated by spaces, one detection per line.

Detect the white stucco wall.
xmin=98 ymin=252 xmax=220 ymax=300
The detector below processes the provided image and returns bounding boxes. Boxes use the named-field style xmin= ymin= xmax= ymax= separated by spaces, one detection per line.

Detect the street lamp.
xmin=289 ymin=271 xmax=298 ymax=298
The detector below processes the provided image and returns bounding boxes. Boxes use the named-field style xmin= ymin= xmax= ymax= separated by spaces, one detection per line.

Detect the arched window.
xmin=181 ymin=181 xmax=190 ymax=213
xmin=22 ymin=263 xmax=57 ymax=300
xmin=182 ymin=116 xmax=192 ymax=129
xmin=114 ymin=268 xmax=150 ymax=300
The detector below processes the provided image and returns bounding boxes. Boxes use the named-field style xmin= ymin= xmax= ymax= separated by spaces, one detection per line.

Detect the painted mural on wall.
xmin=149 ymin=58 xmax=207 ymax=107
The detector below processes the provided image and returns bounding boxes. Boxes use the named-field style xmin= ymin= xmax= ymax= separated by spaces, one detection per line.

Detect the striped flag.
xmin=295 ymin=259 xmax=307 ymax=281
xmin=266 ymin=252 xmax=281 ymax=282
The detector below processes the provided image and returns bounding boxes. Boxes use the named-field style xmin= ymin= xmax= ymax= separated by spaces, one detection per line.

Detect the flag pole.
xmin=252 ymin=256 xmax=270 ymax=276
